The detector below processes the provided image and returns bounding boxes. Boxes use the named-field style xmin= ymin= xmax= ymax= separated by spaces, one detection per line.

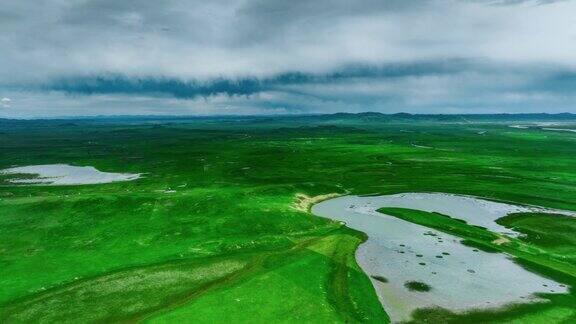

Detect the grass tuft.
xmin=404 ymin=281 xmax=432 ymax=292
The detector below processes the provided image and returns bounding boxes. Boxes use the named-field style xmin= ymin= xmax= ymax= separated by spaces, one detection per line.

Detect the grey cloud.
xmin=0 ymin=0 xmax=575 ymax=116
xmin=3 ymin=0 xmax=575 ymax=81
xmin=2 ymin=63 xmax=571 ymax=117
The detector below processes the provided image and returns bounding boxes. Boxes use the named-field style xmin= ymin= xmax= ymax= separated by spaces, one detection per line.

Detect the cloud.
xmin=44 ymin=60 xmax=468 ymax=98
xmin=1 ymin=97 xmax=11 ymax=108
xmin=0 ymin=0 xmax=575 ymax=116
xmin=3 ymin=63 xmax=574 ymax=118
xmin=2 ymin=0 xmax=576 ymax=82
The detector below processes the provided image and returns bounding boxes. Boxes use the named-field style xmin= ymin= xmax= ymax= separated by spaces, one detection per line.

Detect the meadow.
xmin=1 ymin=114 xmax=576 ymax=322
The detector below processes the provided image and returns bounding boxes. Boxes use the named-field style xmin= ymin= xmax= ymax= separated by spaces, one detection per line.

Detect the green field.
xmin=1 ymin=115 xmax=576 ymax=322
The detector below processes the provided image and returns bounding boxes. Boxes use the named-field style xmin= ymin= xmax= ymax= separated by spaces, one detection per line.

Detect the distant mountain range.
xmin=2 ymin=112 xmax=576 ymax=127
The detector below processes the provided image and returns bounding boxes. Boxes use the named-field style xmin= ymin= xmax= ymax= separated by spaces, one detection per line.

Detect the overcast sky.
xmin=0 ymin=0 xmax=575 ymax=117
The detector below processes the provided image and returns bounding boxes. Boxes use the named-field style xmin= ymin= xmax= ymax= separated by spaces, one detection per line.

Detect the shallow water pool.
xmin=312 ymin=193 xmax=573 ymax=322
xmin=0 ymin=164 xmax=140 ymax=185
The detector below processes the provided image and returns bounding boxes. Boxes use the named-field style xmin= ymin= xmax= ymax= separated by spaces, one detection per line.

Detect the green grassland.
xmin=1 ymin=116 xmax=576 ymax=322
xmin=497 ymin=213 xmax=576 ymax=266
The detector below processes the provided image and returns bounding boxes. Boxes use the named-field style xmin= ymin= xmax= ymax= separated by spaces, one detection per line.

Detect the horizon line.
xmin=1 ymin=111 xmax=576 ymax=121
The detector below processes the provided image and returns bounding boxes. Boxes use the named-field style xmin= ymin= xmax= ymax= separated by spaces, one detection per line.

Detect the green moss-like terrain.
xmin=1 ymin=115 xmax=576 ymax=322
xmin=404 ymin=281 xmax=432 ymax=292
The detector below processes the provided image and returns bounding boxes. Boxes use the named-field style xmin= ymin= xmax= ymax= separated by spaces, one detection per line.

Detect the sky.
xmin=0 ymin=0 xmax=575 ymax=117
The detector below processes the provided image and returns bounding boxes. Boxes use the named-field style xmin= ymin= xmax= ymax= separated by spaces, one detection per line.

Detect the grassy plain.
xmin=1 ymin=115 xmax=576 ymax=322
xmin=497 ymin=213 xmax=576 ymax=266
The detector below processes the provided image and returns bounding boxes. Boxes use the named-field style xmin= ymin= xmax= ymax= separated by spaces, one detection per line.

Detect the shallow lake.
xmin=0 ymin=164 xmax=140 ymax=185
xmin=312 ymin=193 xmax=573 ymax=322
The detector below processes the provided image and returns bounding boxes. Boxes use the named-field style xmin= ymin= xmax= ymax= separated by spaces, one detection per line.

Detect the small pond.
xmin=0 ymin=164 xmax=140 ymax=185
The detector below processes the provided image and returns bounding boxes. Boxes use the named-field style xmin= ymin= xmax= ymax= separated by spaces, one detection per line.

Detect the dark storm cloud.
xmin=0 ymin=0 xmax=575 ymax=116
xmin=47 ymin=60 xmax=468 ymax=98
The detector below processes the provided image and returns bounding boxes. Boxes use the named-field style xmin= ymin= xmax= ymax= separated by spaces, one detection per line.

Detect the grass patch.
xmin=460 ymin=239 xmax=500 ymax=253
xmin=379 ymin=208 xmax=498 ymax=244
xmin=404 ymin=281 xmax=432 ymax=292
xmin=405 ymin=295 xmax=576 ymax=324
xmin=371 ymin=275 xmax=388 ymax=283
xmin=497 ymin=212 xmax=576 ymax=265
xmin=0 ymin=255 xmax=253 ymax=322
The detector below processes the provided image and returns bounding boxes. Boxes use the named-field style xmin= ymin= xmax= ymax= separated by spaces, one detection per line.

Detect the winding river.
xmin=312 ymin=193 xmax=574 ymax=322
